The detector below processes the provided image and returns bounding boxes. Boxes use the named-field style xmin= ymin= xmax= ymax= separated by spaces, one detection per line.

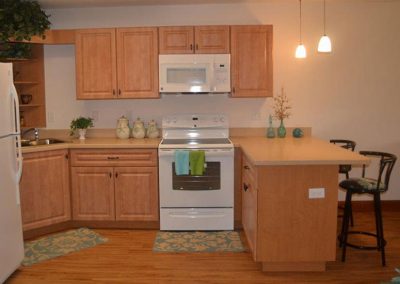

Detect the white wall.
xmin=43 ymin=1 xmax=400 ymax=200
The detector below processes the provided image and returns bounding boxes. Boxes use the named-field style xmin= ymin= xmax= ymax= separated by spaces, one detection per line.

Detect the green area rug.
xmin=22 ymin=228 xmax=107 ymax=266
xmin=153 ymin=231 xmax=245 ymax=253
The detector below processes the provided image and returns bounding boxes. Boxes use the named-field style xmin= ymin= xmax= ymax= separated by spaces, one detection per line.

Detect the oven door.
xmin=158 ymin=148 xmax=234 ymax=207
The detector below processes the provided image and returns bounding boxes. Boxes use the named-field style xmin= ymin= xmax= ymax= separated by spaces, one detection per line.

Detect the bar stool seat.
xmin=338 ymin=151 xmax=397 ymax=266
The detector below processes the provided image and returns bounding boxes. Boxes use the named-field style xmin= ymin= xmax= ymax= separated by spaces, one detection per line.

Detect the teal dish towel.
xmin=189 ymin=150 xmax=206 ymax=176
xmin=174 ymin=150 xmax=189 ymax=175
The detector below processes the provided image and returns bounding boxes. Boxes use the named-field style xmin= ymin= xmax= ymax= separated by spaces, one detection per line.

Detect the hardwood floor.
xmin=7 ymin=210 xmax=400 ymax=284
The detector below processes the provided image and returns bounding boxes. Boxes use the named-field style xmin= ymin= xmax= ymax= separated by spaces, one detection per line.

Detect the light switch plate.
xmin=309 ymin=188 xmax=325 ymax=199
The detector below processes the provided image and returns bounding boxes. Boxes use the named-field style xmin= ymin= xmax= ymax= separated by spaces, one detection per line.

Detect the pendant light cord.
xmin=299 ymin=0 xmax=302 ymax=43
xmin=323 ymin=0 xmax=326 ymax=35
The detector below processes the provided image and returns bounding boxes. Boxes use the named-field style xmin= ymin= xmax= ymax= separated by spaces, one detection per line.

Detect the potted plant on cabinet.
xmin=70 ymin=117 xmax=94 ymax=140
xmin=0 ymin=0 xmax=51 ymax=59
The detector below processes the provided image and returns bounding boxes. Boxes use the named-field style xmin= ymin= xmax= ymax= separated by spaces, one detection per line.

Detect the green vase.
xmin=266 ymin=115 xmax=275 ymax=138
xmin=277 ymin=119 xmax=286 ymax=138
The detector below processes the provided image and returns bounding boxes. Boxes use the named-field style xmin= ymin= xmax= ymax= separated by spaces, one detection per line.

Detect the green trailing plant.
xmin=0 ymin=0 xmax=51 ymax=58
xmin=70 ymin=117 xmax=94 ymax=136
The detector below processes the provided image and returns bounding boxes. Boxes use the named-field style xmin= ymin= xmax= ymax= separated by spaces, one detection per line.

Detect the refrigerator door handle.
xmin=10 ymin=84 xmax=23 ymax=184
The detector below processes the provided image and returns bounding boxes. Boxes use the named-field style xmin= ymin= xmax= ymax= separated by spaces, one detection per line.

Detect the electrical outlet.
xmin=250 ymin=112 xmax=261 ymax=121
xmin=309 ymin=188 xmax=325 ymax=199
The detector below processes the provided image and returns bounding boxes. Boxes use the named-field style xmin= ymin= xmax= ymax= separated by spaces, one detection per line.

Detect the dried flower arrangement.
xmin=273 ymin=87 xmax=291 ymax=121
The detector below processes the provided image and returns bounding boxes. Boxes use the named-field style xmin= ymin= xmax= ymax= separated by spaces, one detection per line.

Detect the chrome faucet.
xmin=22 ymin=128 xmax=39 ymax=140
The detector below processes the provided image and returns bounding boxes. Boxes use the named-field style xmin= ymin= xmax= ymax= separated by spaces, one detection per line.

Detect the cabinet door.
xmin=75 ymin=29 xmax=117 ymax=99
xmin=71 ymin=167 xmax=115 ymax=221
xmin=116 ymin=28 xmax=159 ymax=98
xmin=242 ymin=155 xmax=258 ymax=260
xmin=194 ymin=26 xmax=230 ymax=54
xmin=20 ymin=150 xmax=70 ymax=231
xmin=159 ymin=26 xmax=194 ymax=54
xmin=231 ymin=25 xmax=273 ymax=98
xmin=115 ymin=167 xmax=159 ymax=221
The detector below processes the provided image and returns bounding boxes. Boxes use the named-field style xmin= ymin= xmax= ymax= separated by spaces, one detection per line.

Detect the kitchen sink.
xmin=21 ymin=138 xmax=66 ymax=147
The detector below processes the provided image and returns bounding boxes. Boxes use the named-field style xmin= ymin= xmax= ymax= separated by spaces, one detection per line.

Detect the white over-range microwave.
xmin=159 ymin=54 xmax=231 ymax=94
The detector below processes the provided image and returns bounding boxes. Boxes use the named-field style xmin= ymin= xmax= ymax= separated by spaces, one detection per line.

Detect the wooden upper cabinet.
xmin=194 ymin=26 xmax=230 ymax=54
xmin=231 ymin=25 xmax=273 ymax=98
xmin=75 ymin=27 xmax=159 ymax=99
xmin=75 ymin=29 xmax=117 ymax=99
xmin=159 ymin=26 xmax=230 ymax=54
xmin=159 ymin=26 xmax=194 ymax=54
xmin=116 ymin=28 xmax=159 ymax=98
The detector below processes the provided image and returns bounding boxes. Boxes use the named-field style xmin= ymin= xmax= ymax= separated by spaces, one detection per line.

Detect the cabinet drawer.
xmin=70 ymin=149 xmax=157 ymax=167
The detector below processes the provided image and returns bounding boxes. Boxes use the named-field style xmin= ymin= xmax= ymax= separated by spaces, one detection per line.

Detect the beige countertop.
xmin=230 ymin=136 xmax=370 ymax=166
xmin=22 ymin=136 xmax=369 ymax=167
xmin=21 ymin=138 xmax=161 ymax=154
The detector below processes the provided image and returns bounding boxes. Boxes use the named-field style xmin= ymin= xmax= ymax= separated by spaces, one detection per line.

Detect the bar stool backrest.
xmin=359 ymin=151 xmax=397 ymax=193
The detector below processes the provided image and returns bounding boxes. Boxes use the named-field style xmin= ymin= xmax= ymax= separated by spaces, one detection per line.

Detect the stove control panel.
xmin=162 ymin=114 xmax=229 ymax=129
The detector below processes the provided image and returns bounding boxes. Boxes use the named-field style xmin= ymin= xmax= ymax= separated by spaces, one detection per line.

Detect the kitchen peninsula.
xmin=231 ymin=136 xmax=369 ymax=272
xmin=20 ymin=134 xmax=369 ymax=272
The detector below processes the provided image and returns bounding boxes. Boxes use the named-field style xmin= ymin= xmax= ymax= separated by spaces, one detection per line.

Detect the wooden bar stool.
xmin=330 ymin=139 xmax=356 ymax=226
xmin=338 ymin=151 xmax=397 ymax=266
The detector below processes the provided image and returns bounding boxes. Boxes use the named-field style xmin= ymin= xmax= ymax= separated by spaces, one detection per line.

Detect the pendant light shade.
xmin=295 ymin=0 xmax=306 ymax=58
xmin=295 ymin=44 xmax=307 ymax=58
xmin=318 ymin=35 xmax=332 ymax=52
xmin=318 ymin=0 xmax=332 ymax=53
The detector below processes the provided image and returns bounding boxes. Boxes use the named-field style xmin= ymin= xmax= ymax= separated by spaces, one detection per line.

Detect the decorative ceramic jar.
xmin=146 ymin=120 xmax=160 ymax=138
xmin=292 ymin=128 xmax=304 ymax=138
xmin=116 ymin=115 xmax=130 ymax=139
xmin=277 ymin=119 xmax=286 ymax=138
xmin=132 ymin=117 xmax=146 ymax=139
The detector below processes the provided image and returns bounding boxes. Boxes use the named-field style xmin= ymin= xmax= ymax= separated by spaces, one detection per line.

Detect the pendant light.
xmin=318 ymin=0 xmax=332 ymax=53
xmin=295 ymin=0 xmax=306 ymax=58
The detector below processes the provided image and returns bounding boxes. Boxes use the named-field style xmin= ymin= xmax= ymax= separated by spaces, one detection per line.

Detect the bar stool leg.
xmin=345 ymin=172 xmax=355 ymax=227
xmin=373 ymin=192 xmax=386 ymax=266
xmin=341 ymin=191 xmax=352 ymax=262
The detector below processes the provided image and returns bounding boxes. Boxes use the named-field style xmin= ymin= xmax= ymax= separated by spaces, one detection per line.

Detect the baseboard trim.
xmin=338 ymin=200 xmax=400 ymax=212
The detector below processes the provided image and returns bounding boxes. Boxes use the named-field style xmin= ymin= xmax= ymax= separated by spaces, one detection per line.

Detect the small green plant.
xmin=70 ymin=116 xmax=94 ymax=136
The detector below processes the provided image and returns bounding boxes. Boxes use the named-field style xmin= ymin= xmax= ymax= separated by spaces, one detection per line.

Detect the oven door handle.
xmin=159 ymin=149 xmax=233 ymax=157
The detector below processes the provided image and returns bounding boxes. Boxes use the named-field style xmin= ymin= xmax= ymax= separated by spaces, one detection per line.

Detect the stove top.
xmin=159 ymin=138 xmax=233 ymax=149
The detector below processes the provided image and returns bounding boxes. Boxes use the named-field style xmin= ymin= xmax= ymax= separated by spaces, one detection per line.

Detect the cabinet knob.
xmin=243 ymin=183 xmax=249 ymax=192
xmin=115 ymin=172 xmax=118 ymax=178
xmin=65 ymin=154 xmax=69 ymax=160
xmin=190 ymin=44 xmax=193 ymax=50
xmin=109 ymin=172 xmax=112 ymax=178
xmin=244 ymin=165 xmax=250 ymax=170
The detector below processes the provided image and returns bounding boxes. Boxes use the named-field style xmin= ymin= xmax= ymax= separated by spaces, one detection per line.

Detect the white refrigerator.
xmin=0 ymin=63 xmax=24 ymax=282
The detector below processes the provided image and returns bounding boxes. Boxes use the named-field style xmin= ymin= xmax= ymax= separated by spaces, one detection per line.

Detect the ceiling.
xmin=37 ymin=0 xmax=399 ymax=9
xmin=37 ymin=0 xmax=262 ymax=9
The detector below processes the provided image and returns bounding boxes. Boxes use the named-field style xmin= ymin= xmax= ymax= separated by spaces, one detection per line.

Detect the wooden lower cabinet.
xmin=70 ymin=149 xmax=159 ymax=222
xmin=19 ymin=150 xmax=70 ymax=231
xmin=241 ymin=153 xmax=338 ymax=271
xmin=71 ymin=167 xmax=115 ymax=221
xmin=114 ymin=167 xmax=158 ymax=221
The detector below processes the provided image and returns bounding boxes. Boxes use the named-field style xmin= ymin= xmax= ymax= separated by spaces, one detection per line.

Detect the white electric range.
xmin=158 ymin=114 xmax=234 ymax=231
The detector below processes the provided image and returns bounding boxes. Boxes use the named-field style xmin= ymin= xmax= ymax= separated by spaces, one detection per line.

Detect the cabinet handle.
xmin=195 ymin=44 xmax=199 ymax=50
xmin=115 ymin=172 xmax=118 ymax=178
xmin=243 ymin=183 xmax=249 ymax=192
xmin=65 ymin=154 xmax=69 ymax=160
xmin=190 ymin=44 xmax=193 ymax=50
xmin=118 ymin=89 xmax=121 ymax=96
xmin=109 ymin=172 xmax=112 ymax=178
xmin=113 ymin=89 xmax=116 ymax=96
xmin=244 ymin=165 xmax=250 ymax=170
xmin=107 ymin=156 xmax=120 ymax=160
